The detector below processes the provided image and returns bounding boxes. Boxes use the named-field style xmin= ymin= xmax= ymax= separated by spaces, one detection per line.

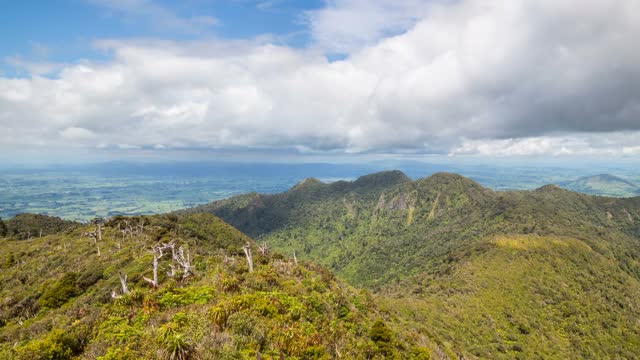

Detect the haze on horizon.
xmin=1 ymin=0 xmax=640 ymax=164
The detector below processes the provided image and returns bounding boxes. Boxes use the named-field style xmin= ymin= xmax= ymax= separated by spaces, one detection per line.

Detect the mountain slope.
xmin=183 ymin=172 xmax=640 ymax=358
xmin=188 ymin=171 xmax=640 ymax=288
xmin=0 ymin=213 xmax=431 ymax=359
xmin=384 ymin=234 xmax=640 ymax=358
xmin=558 ymin=174 xmax=640 ymax=197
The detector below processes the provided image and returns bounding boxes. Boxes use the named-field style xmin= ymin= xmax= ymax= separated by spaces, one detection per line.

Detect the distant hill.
xmin=185 ymin=170 xmax=640 ymax=358
xmin=559 ymin=174 xmax=640 ymax=197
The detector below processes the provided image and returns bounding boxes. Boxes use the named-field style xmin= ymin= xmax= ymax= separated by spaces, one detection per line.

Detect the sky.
xmin=1 ymin=0 xmax=640 ymax=164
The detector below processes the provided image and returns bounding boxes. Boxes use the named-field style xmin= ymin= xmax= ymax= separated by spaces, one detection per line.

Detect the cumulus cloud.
xmin=1 ymin=0 xmax=640 ymax=157
xmin=305 ymin=0 xmax=433 ymax=54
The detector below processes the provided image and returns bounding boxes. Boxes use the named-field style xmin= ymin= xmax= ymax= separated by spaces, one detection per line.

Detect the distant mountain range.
xmin=558 ymin=173 xmax=640 ymax=197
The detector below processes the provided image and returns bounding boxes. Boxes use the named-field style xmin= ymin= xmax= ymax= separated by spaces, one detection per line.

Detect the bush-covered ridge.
xmin=0 ymin=213 xmax=431 ymax=359
xmin=179 ymin=170 xmax=640 ymax=357
xmin=188 ymin=171 xmax=640 ymax=288
xmin=381 ymin=235 xmax=640 ymax=358
xmin=0 ymin=213 xmax=79 ymax=240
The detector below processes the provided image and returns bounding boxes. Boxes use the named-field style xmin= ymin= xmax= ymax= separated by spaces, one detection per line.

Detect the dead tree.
xmin=111 ymin=272 xmax=129 ymax=299
xmin=119 ymin=228 xmax=129 ymax=249
xmin=293 ymin=251 xmax=298 ymax=265
xmin=97 ymin=222 xmax=103 ymax=242
xmin=143 ymin=245 xmax=168 ymax=288
xmin=167 ymin=264 xmax=176 ymax=278
xmin=243 ymin=243 xmax=254 ymax=272
xmin=258 ymin=242 xmax=269 ymax=256
xmin=84 ymin=230 xmax=101 ymax=257
xmin=118 ymin=272 xmax=130 ymax=295
xmin=173 ymin=245 xmax=194 ymax=280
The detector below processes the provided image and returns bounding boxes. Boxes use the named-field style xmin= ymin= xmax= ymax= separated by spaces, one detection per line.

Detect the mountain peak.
xmin=417 ymin=172 xmax=485 ymax=191
xmin=535 ymin=184 xmax=564 ymax=192
xmin=352 ymin=170 xmax=411 ymax=188
xmin=291 ymin=177 xmax=326 ymax=190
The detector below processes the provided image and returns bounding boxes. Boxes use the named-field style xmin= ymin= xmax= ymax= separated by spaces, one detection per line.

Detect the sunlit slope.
xmin=0 ymin=213 xmax=430 ymax=359
xmin=383 ymin=235 xmax=640 ymax=359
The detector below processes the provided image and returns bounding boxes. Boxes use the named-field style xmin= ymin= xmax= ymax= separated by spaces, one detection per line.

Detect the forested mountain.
xmin=187 ymin=171 xmax=640 ymax=288
xmin=185 ymin=171 xmax=640 ymax=358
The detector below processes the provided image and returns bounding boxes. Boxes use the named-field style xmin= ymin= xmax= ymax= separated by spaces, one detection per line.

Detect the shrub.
xmin=40 ymin=273 xmax=80 ymax=309
xmin=159 ymin=323 xmax=194 ymax=360
xmin=17 ymin=328 xmax=86 ymax=360
xmin=370 ymin=320 xmax=394 ymax=356
xmin=76 ymin=265 xmax=105 ymax=291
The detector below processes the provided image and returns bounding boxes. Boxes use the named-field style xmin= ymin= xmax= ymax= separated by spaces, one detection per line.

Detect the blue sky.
xmin=1 ymin=0 xmax=324 ymax=75
xmin=1 ymin=0 xmax=640 ymax=163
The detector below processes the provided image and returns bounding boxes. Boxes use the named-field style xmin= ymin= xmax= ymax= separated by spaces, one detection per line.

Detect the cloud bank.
xmin=2 ymin=0 xmax=640 ymax=157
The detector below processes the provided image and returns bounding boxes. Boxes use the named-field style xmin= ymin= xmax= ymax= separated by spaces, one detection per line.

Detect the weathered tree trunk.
xmin=95 ymin=239 xmax=101 ymax=257
xmin=243 ymin=243 xmax=254 ymax=272
xmin=118 ymin=272 xmax=130 ymax=295
xmin=97 ymin=223 xmax=102 ymax=242
xmin=173 ymin=245 xmax=193 ymax=280
xmin=143 ymin=247 xmax=165 ymax=288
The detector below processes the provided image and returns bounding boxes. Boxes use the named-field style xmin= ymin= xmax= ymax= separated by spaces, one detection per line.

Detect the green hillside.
xmin=383 ymin=235 xmax=640 ymax=358
xmin=559 ymin=174 xmax=640 ymax=197
xmin=0 ymin=213 xmax=431 ymax=359
xmin=188 ymin=171 xmax=640 ymax=288
xmin=5 ymin=171 xmax=640 ymax=359
xmin=184 ymin=171 xmax=640 ymax=358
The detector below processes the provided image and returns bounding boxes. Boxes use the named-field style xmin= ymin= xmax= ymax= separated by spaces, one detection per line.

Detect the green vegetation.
xmin=3 ymin=213 xmax=78 ymax=240
xmin=186 ymin=170 xmax=640 ymax=357
xmin=4 ymin=170 xmax=640 ymax=358
xmin=383 ymin=235 xmax=640 ymax=358
xmin=189 ymin=172 xmax=640 ymax=288
xmin=0 ymin=213 xmax=430 ymax=359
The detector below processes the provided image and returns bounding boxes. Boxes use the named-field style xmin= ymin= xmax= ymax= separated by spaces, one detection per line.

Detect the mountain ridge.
xmin=558 ymin=173 xmax=640 ymax=197
xmin=4 ymin=170 xmax=640 ymax=358
xmin=178 ymin=169 xmax=640 ymax=357
xmin=185 ymin=170 xmax=640 ymax=286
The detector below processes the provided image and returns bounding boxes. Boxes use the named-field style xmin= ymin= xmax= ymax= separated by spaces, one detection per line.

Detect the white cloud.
xmin=59 ymin=127 xmax=97 ymax=141
xmin=1 ymin=0 xmax=640 ymax=158
xmin=306 ymin=0 xmax=433 ymax=53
